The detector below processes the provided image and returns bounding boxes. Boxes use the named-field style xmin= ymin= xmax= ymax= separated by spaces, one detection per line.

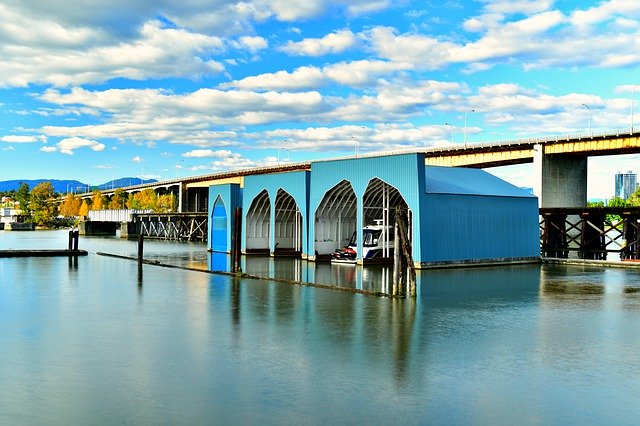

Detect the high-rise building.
xmin=615 ymin=171 xmax=637 ymax=199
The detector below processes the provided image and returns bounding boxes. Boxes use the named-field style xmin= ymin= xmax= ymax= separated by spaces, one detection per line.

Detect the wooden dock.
xmin=0 ymin=250 xmax=88 ymax=258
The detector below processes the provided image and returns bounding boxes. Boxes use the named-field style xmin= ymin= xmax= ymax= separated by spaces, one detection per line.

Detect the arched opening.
xmin=210 ymin=195 xmax=228 ymax=252
xmin=314 ymin=180 xmax=356 ymax=258
xmin=245 ymin=190 xmax=271 ymax=253
xmin=274 ymin=189 xmax=302 ymax=256
xmin=362 ymin=178 xmax=411 ymax=260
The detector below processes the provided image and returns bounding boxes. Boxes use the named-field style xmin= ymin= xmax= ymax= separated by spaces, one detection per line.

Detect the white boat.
xmin=331 ymin=220 xmax=394 ymax=264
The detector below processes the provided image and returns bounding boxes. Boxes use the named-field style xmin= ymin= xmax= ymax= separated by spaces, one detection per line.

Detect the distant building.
xmin=615 ymin=171 xmax=638 ymax=200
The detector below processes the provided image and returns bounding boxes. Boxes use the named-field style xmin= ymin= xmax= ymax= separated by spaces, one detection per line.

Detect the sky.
xmin=1 ymin=0 xmax=640 ymax=199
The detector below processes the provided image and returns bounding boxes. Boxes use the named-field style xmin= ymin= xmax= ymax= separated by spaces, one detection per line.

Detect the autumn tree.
xmin=59 ymin=193 xmax=82 ymax=217
xmin=129 ymin=189 xmax=157 ymax=210
xmin=78 ymin=200 xmax=90 ymax=217
xmin=109 ymin=188 xmax=129 ymax=210
xmin=91 ymin=190 xmax=106 ymax=210
xmin=29 ymin=181 xmax=58 ymax=227
xmin=156 ymin=194 xmax=176 ymax=212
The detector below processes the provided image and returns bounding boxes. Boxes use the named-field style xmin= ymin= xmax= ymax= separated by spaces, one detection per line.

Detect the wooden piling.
xmin=393 ymin=219 xmax=401 ymax=297
xmin=137 ymin=233 xmax=144 ymax=266
xmin=231 ymin=207 xmax=243 ymax=273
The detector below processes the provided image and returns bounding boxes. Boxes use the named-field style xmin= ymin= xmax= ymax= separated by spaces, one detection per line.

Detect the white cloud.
xmin=280 ymin=30 xmax=357 ymax=56
xmin=1 ymin=135 xmax=39 ymax=143
xmin=40 ymin=146 xmax=58 ymax=153
xmin=56 ymin=137 xmax=105 ymax=155
xmin=222 ymin=66 xmax=325 ymax=90
xmin=570 ymin=0 xmax=640 ymax=27
xmin=233 ymin=36 xmax=268 ymax=52
xmin=131 ymin=156 xmax=143 ymax=163
xmin=0 ymin=19 xmax=226 ymax=87
xmin=183 ymin=149 xmax=234 ymax=158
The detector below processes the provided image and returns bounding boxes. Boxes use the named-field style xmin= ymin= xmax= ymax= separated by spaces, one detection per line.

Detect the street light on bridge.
xmin=444 ymin=122 xmax=454 ymax=144
xmin=582 ymin=103 xmax=591 ymax=135
xmin=464 ymin=109 xmax=475 ymax=148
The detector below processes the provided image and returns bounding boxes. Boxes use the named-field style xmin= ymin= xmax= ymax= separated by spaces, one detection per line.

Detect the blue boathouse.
xmin=208 ymin=152 xmax=539 ymax=268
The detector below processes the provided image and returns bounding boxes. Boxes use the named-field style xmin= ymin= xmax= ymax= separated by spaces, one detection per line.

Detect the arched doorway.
xmin=314 ymin=180 xmax=356 ymax=257
xmin=245 ymin=190 xmax=270 ymax=253
xmin=210 ymin=195 xmax=228 ymax=252
xmin=274 ymin=189 xmax=303 ymax=255
xmin=362 ymin=178 xmax=411 ymax=260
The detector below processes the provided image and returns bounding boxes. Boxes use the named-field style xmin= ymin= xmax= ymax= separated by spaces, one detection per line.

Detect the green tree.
xmin=608 ymin=196 xmax=627 ymax=208
xmin=627 ymin=187 xmax=640 ymax=206
xmin=15 ymin=182 xmax=30 ymax=215
xmin=29 ymin=181 xmax=58 ymax=227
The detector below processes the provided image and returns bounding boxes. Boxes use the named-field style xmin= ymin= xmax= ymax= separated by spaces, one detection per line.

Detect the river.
xmin=1 ymin=230 xmax=639 ymax=424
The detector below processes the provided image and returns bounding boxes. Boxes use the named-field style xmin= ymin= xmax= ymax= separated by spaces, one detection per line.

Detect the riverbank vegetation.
xmin=1 ymin=182 xmax=177 ymax=228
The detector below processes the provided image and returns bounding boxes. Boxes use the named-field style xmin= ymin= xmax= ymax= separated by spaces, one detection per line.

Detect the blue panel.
xmin=207 ymin=183 xmax=241 ymax=253
xmin=210 ymin=197 xmax=227 ymax=252
xmin=422 ymin=193 xmax=539 ymax=263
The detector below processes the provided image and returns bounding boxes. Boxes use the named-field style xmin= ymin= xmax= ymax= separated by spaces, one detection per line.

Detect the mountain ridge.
xmin=0 ymin=178 xmax=157 ymax=193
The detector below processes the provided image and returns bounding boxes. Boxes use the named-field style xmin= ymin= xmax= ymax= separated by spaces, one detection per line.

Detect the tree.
xmin=15 ymin=182 xmax=30 ymax=215
xmin=608 ymin=196 xmax=627 ymax=208
xmin=78 ymin=200 xmax=90 ymax=217
xmin=156 ymin=194 xmax=176 ymax=212
xmin=29 ymin=181 xmax=58 ymax=227
xmin=109 ymin=188 xmax=128 ymax=210
xmin=59 ymin=193 xmax=82 ymax=217
xmin=627 ymin=187 xmax=640 ymax=206
xmin=129 ymin=189 xmax=157 ymax=210
xmin=91 ymin=190 xmax=105 ymax=210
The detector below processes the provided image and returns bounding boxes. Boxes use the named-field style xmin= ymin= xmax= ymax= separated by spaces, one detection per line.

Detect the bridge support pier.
xmin=119 ymin=221 xmax=139 ymax=239
xmin=533 ymin=144 xmax=587 ymax=208
xmin=79 ymin=221 xmax=117 ymax=236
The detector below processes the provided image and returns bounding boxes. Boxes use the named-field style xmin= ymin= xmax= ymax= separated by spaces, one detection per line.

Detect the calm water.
xmin=1 ymin=230 xmax=640 ymax=424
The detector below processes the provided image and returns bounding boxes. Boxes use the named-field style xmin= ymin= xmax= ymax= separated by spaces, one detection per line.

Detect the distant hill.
xmin=96 ymin=177 xmax=157 ymax=190
xmin=0 ymin=179 xmax=86 ymax=193
xmin=0 ymin=177 xmax=157 ymax=193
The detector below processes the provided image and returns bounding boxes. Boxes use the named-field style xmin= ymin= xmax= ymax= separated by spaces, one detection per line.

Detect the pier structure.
xmin=208 ymin=153 xmax=540 ymax=268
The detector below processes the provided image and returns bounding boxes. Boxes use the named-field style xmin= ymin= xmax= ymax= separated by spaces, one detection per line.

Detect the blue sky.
xmin=1 ymin=0 xmax=640 ymax=199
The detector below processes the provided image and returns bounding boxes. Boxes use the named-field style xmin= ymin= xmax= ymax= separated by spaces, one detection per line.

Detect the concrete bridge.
xmin=73 ymin=129 xmax=640 ymax=212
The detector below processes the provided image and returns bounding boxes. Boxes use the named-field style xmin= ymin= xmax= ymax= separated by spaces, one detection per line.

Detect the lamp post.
xmin=582 ymin=103 xmax=591 ymax=135
xmin=464 ymin=109 xmax=475 ymax=148
xmin=351 ymin=136 xmax=359 ymax=157
xmin=633 ymin=87 xmax=636 ymax=133
xmin=444 ymin=122 xmax=454 ymax=144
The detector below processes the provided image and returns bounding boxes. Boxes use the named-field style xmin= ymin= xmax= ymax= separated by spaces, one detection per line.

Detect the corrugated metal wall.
xmin=422 ymin=193 xmax=539 ymax=263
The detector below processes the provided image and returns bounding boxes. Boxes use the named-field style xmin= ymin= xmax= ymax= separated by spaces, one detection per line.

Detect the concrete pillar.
xmin=533 ymin=144 xmax=587 ymax=208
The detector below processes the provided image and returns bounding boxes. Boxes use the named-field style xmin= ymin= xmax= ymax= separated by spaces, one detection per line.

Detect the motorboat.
xmin=330 ymin=220 xmax=394 ymax=264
